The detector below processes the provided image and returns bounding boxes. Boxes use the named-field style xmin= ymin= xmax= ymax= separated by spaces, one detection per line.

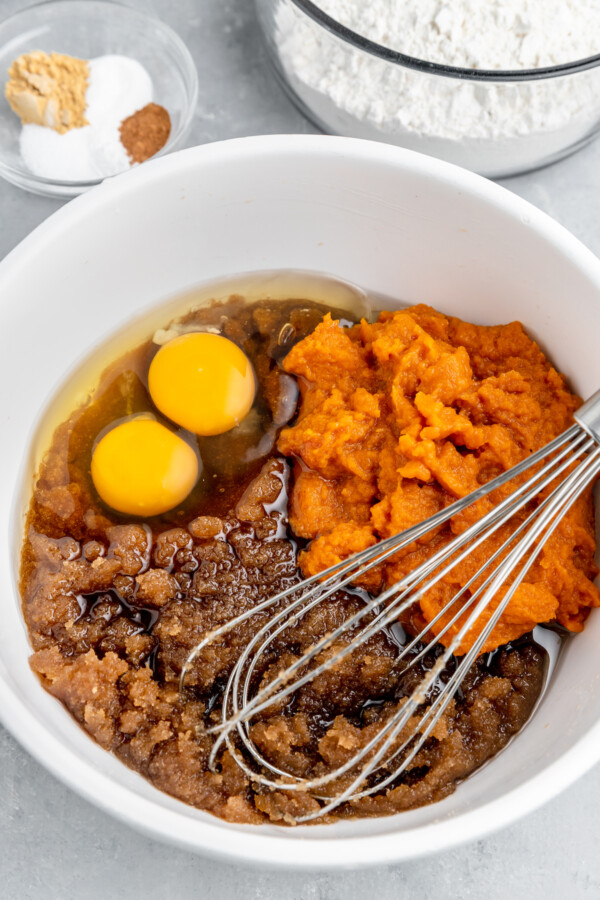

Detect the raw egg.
xmin=91 ymin=417 xmax=199 ymax=516
xmin=148 ymin=332 xmax=256 ymax=436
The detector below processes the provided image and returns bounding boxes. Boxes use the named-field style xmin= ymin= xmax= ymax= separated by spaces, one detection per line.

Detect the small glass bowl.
xmin=0 ymin=0 xmax=198 ymax=198
xmin=256 ymin=0 xmax=600 ymax=178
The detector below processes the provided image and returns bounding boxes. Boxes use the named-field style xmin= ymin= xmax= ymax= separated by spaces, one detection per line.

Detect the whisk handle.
xmin=574 ymin=389 xmax=600 ymax=444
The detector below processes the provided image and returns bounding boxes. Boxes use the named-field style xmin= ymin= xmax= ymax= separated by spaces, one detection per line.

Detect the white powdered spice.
xmin=273 ymin=0 xmax=600 ymax=176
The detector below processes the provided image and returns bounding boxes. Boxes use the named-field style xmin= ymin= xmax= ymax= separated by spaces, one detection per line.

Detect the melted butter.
xmin=24 ymin=272 xmax=375 ymax=535
xmin=26 ymin=270 xmax=374 ymax=481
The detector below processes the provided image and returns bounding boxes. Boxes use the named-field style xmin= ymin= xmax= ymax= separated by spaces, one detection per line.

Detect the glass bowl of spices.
xmin=0 ymin=0 xmax=198 ymax=197
xmin=255 ymin=0 xmax=600 ymax=178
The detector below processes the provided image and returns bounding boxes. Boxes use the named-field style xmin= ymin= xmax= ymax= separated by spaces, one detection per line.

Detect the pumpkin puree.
xmin=278 ymin=305 xmax=600 ymax=654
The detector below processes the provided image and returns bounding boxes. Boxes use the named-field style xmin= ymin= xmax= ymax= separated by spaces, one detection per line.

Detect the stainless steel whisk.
xmin=181 ymin=389 xmax=600 ymax=823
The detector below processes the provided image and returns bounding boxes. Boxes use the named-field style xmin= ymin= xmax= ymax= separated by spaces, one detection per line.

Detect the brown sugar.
xmin=119 ymin=102 xmax=171 ymax=164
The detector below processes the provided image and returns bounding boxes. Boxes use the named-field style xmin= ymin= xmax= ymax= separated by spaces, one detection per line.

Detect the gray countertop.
xmin=2 ymin=0 xmax=600 ymax=896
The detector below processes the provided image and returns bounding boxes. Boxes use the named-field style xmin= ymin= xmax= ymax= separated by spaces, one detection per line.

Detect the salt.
xmin=19 ymin=55 xmax=153 ymax=182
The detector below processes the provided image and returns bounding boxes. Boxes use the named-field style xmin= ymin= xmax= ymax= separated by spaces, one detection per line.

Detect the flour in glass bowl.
xmin=313 ymin=0 xmax=600 ymax=69
xmin=270 ymin=0 xmax=600 ymax=176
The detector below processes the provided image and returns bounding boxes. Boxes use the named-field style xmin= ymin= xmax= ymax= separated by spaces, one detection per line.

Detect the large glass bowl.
xmin=255 ymin=0 xmax=600 ymax=178
xmin=0 ymin=0 xmax=198 ymax=198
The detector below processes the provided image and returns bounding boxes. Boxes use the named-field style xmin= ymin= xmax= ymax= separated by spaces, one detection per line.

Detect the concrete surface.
xmin=1 ymin=0 xmax=600 ymax=897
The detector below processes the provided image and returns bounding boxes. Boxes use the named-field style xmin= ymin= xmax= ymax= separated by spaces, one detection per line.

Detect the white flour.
xmin=272 ymin=0 xmax=600 ymax=176
xmin=310 ymin=0 xmax=600 ymax=69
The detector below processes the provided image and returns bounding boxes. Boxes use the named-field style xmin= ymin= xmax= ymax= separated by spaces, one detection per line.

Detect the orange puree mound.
xmin=278 ymin=306 xmax=600 ymax=655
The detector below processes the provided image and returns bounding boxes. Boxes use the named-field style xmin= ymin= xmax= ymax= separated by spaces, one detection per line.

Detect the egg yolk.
xmin=91 ymin=417 xmax=199 ymax=516
xmin=148 ymin=333 xmax=256 ymax=436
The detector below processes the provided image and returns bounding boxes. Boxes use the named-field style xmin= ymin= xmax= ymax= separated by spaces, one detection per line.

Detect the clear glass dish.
xmin=0 ymin=0 xmax=198 ymax=198
xmin=255 ymin=0 xmax=600 ymax=178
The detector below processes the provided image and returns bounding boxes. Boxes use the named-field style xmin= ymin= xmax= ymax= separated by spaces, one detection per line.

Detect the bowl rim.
xmin=287 ymin=0 xmax=600 ymax=82
xmin=0 ymin=0 xmax=199 ymax=191
xmin=3 ymin=134 xmax=600 ymax=868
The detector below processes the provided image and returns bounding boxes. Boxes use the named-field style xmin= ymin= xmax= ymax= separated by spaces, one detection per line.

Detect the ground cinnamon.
xmin=119 ymin=102 xmax=171 ymax=164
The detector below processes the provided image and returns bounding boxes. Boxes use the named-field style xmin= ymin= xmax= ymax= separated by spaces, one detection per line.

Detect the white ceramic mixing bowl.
xmin=1 ymin=135 xmax=600 ymax=869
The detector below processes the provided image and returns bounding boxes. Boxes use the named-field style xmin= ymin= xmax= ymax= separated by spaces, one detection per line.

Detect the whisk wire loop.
xmin=181 ymin=399 xmax=600 ymax=823
xmin=206 ymin=429 xmax=593 ymax=760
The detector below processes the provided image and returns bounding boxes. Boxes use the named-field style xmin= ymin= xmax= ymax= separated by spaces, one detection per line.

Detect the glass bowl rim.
xmin=289 ymin=0 xmax=600 ymax=82
xmin=0 ymin=0 xmax=199 ymax=190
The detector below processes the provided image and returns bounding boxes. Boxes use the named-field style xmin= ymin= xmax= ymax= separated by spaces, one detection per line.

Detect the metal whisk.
xmin=181 ymin=389 xmax=600 ymax=823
